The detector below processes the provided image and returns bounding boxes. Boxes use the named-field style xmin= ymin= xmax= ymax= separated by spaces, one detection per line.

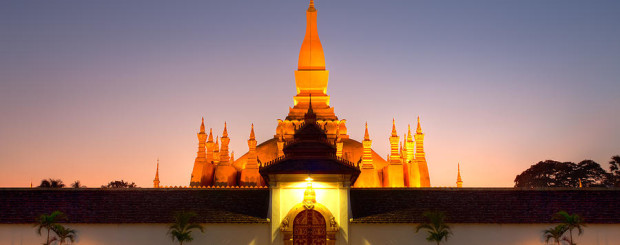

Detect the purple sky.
xmin=1 ymin=0 xmax=619 ymax=188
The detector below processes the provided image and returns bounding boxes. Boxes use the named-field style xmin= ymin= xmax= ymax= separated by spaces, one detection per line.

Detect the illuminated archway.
xmin=293 ymin=209 xmax=326 ymax=244
xmin=281 ymin=202 xmax=338 ymax=245
xmin=280 ymin=178 xmax=338 ymax=245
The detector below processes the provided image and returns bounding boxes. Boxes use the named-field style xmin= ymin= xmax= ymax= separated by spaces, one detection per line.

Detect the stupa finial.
xmin=200 ymin=117 xmax=205 ymax=133
xmin=391 ymin=118 xmax=398 ymax=137
xmin=250 ymin=123 xmax=256 ymax=140
xmin=153 ymin=158 xmax=160 ymax=188
xmin=416 ymin=116 xmax=423 ymax=134
xmin=308 ymin=0 xmax=316 ymax=12
xmin=223 ymin=122 xmax=228 ymax=137
xmin=456 ymin=163 xmax=463 ymax=188
xmin=364 ymin=122 xmax=370 ymax=141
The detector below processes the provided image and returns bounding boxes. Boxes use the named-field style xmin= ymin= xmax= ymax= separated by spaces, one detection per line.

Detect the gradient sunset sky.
xmin=1 ymin=0 xmax=619 ymax=188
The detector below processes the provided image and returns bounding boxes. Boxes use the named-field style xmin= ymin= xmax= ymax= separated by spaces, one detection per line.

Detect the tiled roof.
xmin=0 ymin=188 xmax=269 ymax=224
xmin=350 ymin=188 xmax=620 ymax=224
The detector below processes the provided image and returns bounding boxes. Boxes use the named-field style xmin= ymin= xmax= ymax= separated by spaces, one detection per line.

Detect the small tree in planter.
xmin=35 ymin=211 xmax=66 ymax=245
xmin=53 ymin=224 xmax=77 ymax=245
xmin=168 ymin=211 xmax=204 ymax=245
xmin=553 ymin=211 xmax=585 ymax=245
xmin=543 ymin=225 xmax=567 ymax=245
xmin=416 ymin=211 xmax=452 ymax=245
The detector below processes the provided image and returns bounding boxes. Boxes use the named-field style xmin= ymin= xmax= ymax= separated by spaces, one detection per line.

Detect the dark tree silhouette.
xmin=102 ymin=180 xmax=137 ymax=188
xmin=38 ymin=179 xmax=65 ymax=188
xmin=514 ymin=160 xmax=611 ymax=188
xmin=609 ymin=155 xmax=620 ymax=187
xmin=71 ymin=180 xmax=85 ymax=188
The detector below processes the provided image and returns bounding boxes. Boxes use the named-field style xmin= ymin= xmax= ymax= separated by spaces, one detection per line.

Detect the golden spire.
xmin=299 ymin=0 xmax=323 ymax=69
xmin=289 ymin=0 xmax=335 ymax=120
xmin=416 ymin=116 xmax=422 ymax=134
xmin=196 ymin=118 xmax=207 ymax=157
xmin=456 ymin=163 xmax=463 ymax=188
xmin=223 ymin=122 xmax=228 ymax=137
xmin=208 ymin=128 xmax=213 ymax=142
xmin=231 ymin=151 xmax=235 ymax=163
xmin=391 ymin=118 xmax=398 ymax=137
xmin=389 ymin=119 xmax=401 ymax=163
xmin=250 ymin=123 xmax=255 ymax=140
xmin=153 ymin=158 xmax=160 ymax=188
xmin=200 ymin=117 xmax=205 ymax=133
xmin=156 ymin=158 xmax=160 ymax=179
xmin=361 ymin=122 xmax=374 ymax=169
xmin=219 ymin=122 xmax=231 ymax=165
xmin=246 ymin=124 xmax=259 ymax=168
xmin=364 ymin=122 xmax=370 ymax=141
xmin=407 ymin=124 xmax=413 ymax=141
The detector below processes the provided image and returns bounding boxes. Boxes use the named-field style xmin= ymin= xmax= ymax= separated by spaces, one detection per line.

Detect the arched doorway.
xmin=293 ymin=209 xmax=326 ymax=245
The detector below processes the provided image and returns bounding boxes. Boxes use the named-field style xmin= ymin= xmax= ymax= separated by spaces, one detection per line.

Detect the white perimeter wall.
xmin=0 ymin=223 xmax=269 ymax=245
xmin=351 ymin=223 xmax=620 ymax=245
xmin=3 ymin=223 xmax=619 ymax=245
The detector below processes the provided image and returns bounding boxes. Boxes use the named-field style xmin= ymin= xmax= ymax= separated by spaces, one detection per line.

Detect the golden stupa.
xmin=186 ymin=0 xmax=430 ymax=188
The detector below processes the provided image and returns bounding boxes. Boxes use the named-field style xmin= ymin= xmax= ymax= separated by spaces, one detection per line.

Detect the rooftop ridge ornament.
xmin=304 ymin=95 xmax=317 ymax=122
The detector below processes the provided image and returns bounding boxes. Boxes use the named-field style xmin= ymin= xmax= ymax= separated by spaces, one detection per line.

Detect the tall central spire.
xmin=288 ymin=0 xmax=336 ymax=120
xmin=298 ymin=0 xmax=324 ymax=70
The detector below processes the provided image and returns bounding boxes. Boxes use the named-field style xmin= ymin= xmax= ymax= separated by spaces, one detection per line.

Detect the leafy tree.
xmin=34 ymin=211 xmax=66 ymax=245
xmin=543 ymin=225 xmax=567 ymax=245
xmin=514 ymin=160 xmax=612 ymax=188
xmin=52 ymin=224 xmax=76 ymax=245
xmin=573 ymin=160 xmax=613 ymax=187
xmin=553 ymin=211 xmax=585 ymax=245
xmin=609 ymin=155 xmax=620 ymax=187
xmin=415 ymin=211 xmax=452 ymax=245
xmin=168 ymin=211 xmax=204 ymax=245
xmin=38 ymin=179 xmax=65 ymax=188
xmin=102 ymin=180 xmax=136 ymax=188
xmin=71 ymin=180 xmax=85 ymax=188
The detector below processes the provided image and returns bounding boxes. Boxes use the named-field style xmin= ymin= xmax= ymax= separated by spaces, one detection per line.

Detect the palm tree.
xmin=543 ymin=225 xmax=567 ymax=245
xmin=53 ymin=224 xmax=76 ymax=245
xmin=168 ymin=211 xmax=204 ymax=245
xmin=38 ymin=178 xmax=65 ymax=188
xmin=416 ymin=211 xmax=452 ymax=245
xmin=35 ymin=211 xmax=66 ymax=245
xmin=553 ymin=211 xmax=585 ymax=245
